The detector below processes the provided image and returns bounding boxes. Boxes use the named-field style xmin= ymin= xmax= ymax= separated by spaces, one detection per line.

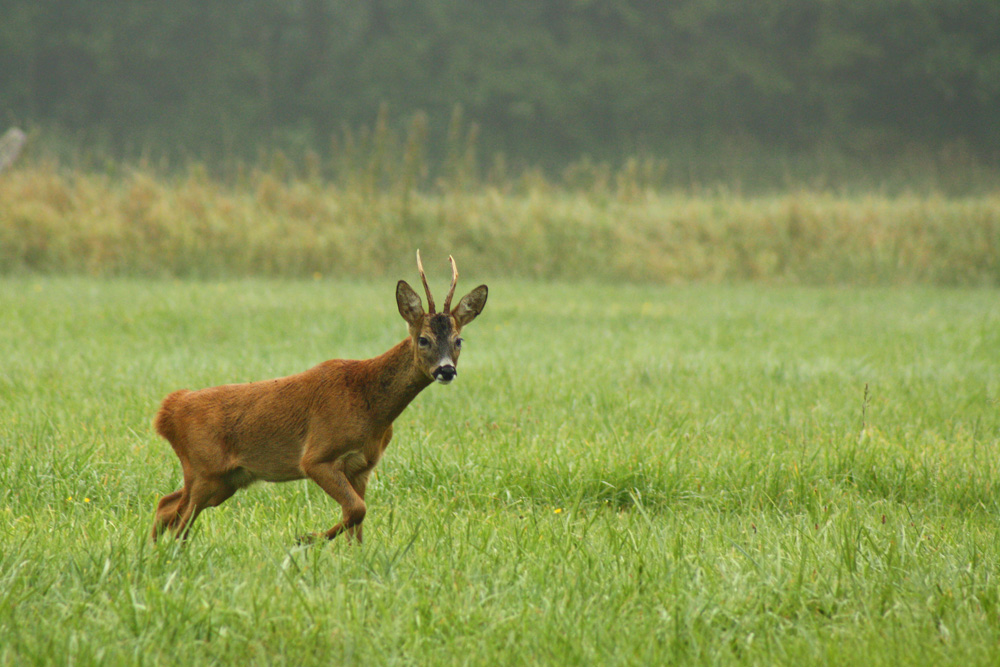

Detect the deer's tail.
xmin=154 ymin=390 xmax=190 ymax=445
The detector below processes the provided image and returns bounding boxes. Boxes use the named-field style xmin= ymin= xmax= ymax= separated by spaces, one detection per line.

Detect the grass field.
xmin=1 ymin=277 xmax=999 ymax=665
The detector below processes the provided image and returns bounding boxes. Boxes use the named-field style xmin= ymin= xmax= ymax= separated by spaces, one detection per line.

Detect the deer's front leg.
xmin=345 ymin=469 xmax=374 ymax=543
xmin=344 ymin=427 xmax=389 ymax=543
xmin=300 ymin=457 xmax=367 ymax=543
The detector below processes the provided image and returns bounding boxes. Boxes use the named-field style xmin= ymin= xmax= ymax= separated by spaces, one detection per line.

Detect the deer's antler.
xmin=442 ymin=256 xmax=459 ymax=313
xmin=415 ymin=249 xmax=436 ymax=314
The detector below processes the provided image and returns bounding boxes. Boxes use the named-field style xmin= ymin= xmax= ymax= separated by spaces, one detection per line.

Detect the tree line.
xmin=2 ymin=0 xmax=998 ymax=168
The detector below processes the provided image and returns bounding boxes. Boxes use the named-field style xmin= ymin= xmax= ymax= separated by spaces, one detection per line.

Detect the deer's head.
xmin=396 ymin=251 xmax=488 ymax=384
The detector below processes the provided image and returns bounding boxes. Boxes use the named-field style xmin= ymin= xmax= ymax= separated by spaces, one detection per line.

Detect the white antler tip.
xmin=443 ymin=255 xmax=459 ymax=312
xmin=415 ymin=249 xmax=435 ymax=313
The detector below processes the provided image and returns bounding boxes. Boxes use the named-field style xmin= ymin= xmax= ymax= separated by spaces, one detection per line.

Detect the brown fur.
xmin=150 ymin=267 xmax=487 ymax=543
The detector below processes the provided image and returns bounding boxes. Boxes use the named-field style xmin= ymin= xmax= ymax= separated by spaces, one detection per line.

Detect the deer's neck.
xmin=357 ymin=338 xmax=432 ymax=426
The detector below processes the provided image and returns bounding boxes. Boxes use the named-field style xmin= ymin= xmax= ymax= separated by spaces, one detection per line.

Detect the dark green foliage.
xmin=1 ymin=0 xmax=998 ymax=166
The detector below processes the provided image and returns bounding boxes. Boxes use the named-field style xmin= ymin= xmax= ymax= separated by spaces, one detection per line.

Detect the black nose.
xmin=434 ymin=365 xmax=457 ymax=382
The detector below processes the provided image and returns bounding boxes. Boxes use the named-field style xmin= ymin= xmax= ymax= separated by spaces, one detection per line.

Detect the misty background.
xmin=2 ymin=0 xmax=999 ymax=189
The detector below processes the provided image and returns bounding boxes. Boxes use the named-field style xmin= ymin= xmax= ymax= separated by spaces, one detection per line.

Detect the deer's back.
xmin=156 ymin=362 xmax=352 ymax=455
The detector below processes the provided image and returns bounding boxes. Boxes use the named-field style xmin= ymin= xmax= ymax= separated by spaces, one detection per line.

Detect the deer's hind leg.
xmin=170 ymin=475 xmax=237 ymax=540
xmin=151 ymin=489 xmax=186 ymax=541
xmin=151 ymin=447 xmax=241 ymax=542
xmin=151 ymin=450 xmax=194 ymax=541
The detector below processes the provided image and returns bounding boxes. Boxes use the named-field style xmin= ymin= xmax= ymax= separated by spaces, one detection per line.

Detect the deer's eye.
xmin=418 ymin=336 xmax=431 ymax=348
xmin=455 ymin=338 xmax=463 ymax=349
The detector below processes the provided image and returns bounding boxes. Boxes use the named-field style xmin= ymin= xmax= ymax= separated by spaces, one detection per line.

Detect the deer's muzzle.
xmin=433 ymin=364 xmax=457 ymax=384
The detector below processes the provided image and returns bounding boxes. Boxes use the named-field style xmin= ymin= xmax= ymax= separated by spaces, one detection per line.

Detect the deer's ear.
xmin=452 ymin=284 xmax=488 ymax=327
xmin=396 ymin=280 xmax=424 ymax=325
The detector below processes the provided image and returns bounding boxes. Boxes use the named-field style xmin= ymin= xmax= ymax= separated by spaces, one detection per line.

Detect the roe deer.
xmin=150 ymin=252 xmax=488 ymax=543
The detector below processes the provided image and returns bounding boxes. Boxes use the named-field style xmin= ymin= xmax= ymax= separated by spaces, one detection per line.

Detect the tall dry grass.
xmin=1 ymin=136 xmax=998 ymax=284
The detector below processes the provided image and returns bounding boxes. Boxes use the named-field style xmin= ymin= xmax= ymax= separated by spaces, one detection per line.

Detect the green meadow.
xmin=1 ymin=277 xmax=998 ymax=665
